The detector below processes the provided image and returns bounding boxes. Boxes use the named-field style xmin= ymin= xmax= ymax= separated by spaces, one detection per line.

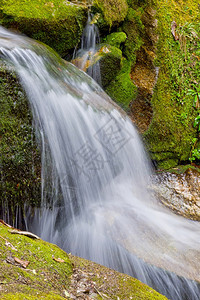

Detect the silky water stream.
xmin=1 ymin=26 xmax=200 ymax=299
xmin=73 ymin=13 xmax=101 ymax=85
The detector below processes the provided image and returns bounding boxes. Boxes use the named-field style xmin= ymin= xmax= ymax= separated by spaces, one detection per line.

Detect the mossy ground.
xmin=0 ymin=223 xmax=168 ymax=299
xmin=0 ymin=223 xmax=72 ymax=299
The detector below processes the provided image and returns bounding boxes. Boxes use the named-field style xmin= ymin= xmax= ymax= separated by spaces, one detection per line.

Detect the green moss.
xmin=105 ymin=58 xmax=137 ymax=110
xmin=1 ymin=292 xmax=66 ymax=299
xmin=0 ymin=223 xmax=72 ymax=299
xmin=98 ymin=44 xmax=123 ymax=87
xmin=122 ymin=8 xmax=144 ymax=63
xmin=163 ymin=164 xmax=200 ymax=175
xmin=158 ymin=159 xmax=179 ymax=170
xmin=144 ymin=0 xmax=200 ymax=168
xmin=0 ymin=62 xmax=41 ymax=225
xmin=0 ymin=224 xmax=167 ymax=299
xmin=144 ymin=70 xmax=196 ymax=162
xmin=127 ymin=0 xmax=151 ymax=9
xmin=94 ymin=0 xmax=128 ymax=27
xmin=0 ymin=0 xmax=87 ymax=56
xmin=104 ymin=32 xmax=127 ymax=48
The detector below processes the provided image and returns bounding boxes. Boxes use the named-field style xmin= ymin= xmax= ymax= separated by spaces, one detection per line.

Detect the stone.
xmin=152 ymin=168 xmax=200 ymax=221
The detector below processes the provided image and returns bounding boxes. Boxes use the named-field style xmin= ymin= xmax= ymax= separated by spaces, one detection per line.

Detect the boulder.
xmin=0 ymin=0 xmax=87 ymax=57
xmin=152 ymin=166 xmax=200 ymax=220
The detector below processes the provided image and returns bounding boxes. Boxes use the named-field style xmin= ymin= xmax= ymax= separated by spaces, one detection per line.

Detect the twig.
xmin=9 ymin=230 xmax=40 ymax=240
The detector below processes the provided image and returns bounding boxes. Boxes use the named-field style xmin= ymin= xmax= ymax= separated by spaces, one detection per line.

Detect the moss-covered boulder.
xmin=144 ymin=0 xmax=200 ymax=169
xmin=105 ymin=58 xmax=137 ymax=110
xmin=0 ymin=222 xmax=168 ymax=299
xmin=0 ymin=62 xmax=41 ymax=227
xmin=98 ymin=44 xmax=123 ymax=87
xmin=0 ymin=0 xmax=87 ymax=57
xmin=104 ymin=32 xmax=127 ymax=48
xmin=93 ymin=0 xmax=128 ymax=27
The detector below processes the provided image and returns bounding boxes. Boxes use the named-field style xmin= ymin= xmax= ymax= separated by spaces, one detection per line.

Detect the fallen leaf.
xmin=14 ymin=257 xmax=30 ymax=268
xmin=171 ymin=21 xmax=179 ymax=41
xmin=53 ymin=257 xmax=65 ymax=263
xmin=64 ymin=290 xmax=70 ymax=297
xmin=5 ymin=241 xmax=17 ymax=251
xmin=6 ymin=256 xmax=15 ymax=265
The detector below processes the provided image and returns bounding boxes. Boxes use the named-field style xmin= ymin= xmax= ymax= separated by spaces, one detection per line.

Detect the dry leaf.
xmin=171 ymin=21 xmax=179 ymax=41
xmin=5 ymin=241 xmax=17 ymax=251
xmin=14 ymin=257 xmax=30 ymax=268
xmin=53 ymin=257 xmax=65 ymax=263
xmin=6 ymin=255 xmax=15 ymax=265
xmin=64 ymin=290 xmax=70 ymax=297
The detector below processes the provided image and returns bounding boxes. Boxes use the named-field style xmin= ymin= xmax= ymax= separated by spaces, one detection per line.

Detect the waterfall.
xmin=1 ymin=26 xmax=200 ymax=299
xmin=73 ymin=13 xmax=102 ymax=85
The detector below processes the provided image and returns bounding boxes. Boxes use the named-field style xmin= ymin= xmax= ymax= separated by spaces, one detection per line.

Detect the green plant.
xmin=187 ymin=84 xmax=200 ymax=109
xmin=189 ymin=116 xmax=200 ymax=162
xmin=176 ymin=22 xmax=198 ymax=56
xmin=194 ymin=114 xmax=200 ymax=130
xmin=190 ymin=147 xmax=200 ymax=162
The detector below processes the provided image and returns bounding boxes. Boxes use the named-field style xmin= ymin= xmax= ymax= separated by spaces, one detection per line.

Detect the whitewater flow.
xmin=73 ymin=13 xmax=101 ymax=85
xmin=1 ymin=26 xmax=200 ymax=299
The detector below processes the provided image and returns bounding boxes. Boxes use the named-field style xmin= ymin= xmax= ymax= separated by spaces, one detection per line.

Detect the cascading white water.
xmin=1 ymin=26 xmax=200 ymax=299
xmin=73 ymin=13 xmax=101 ymax=85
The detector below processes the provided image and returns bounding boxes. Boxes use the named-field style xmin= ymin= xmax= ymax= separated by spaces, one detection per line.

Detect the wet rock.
xmin=153 ymin=168 xmax=200 ymax=220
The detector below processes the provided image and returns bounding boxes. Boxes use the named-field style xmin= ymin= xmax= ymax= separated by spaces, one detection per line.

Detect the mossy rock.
xmin=0 ymin=222 xmax=168 ymax=299
xmin=105 ymin=58 xmax=137 ymax=110
xmin=97 ymin=44 xmax=123 ymax=87
xmin=93 ymin=0 xmax=128 ymax=27
xmin=144 ymin=0 xmax=200 ymax=169
xmin=122 ymin=7 xmax=144 ymax=63
xmin=0 ymin=62 xmax=41 ymax=227
xmin=144 ymin=70 xmax=197 ymax=169
xmin=0 ymin=222 xmax=72 ymax=299
xmin=0 ymin=0 xmax=87 ymax=57
xmin=104 ymin=32 xmax=127 ymax=48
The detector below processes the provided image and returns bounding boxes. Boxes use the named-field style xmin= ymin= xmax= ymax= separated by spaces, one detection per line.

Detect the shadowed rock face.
xmin=0 ymin=62 xmax=41 ymax=228
xmin=152 ymin=168 xmax=200 ymax=221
